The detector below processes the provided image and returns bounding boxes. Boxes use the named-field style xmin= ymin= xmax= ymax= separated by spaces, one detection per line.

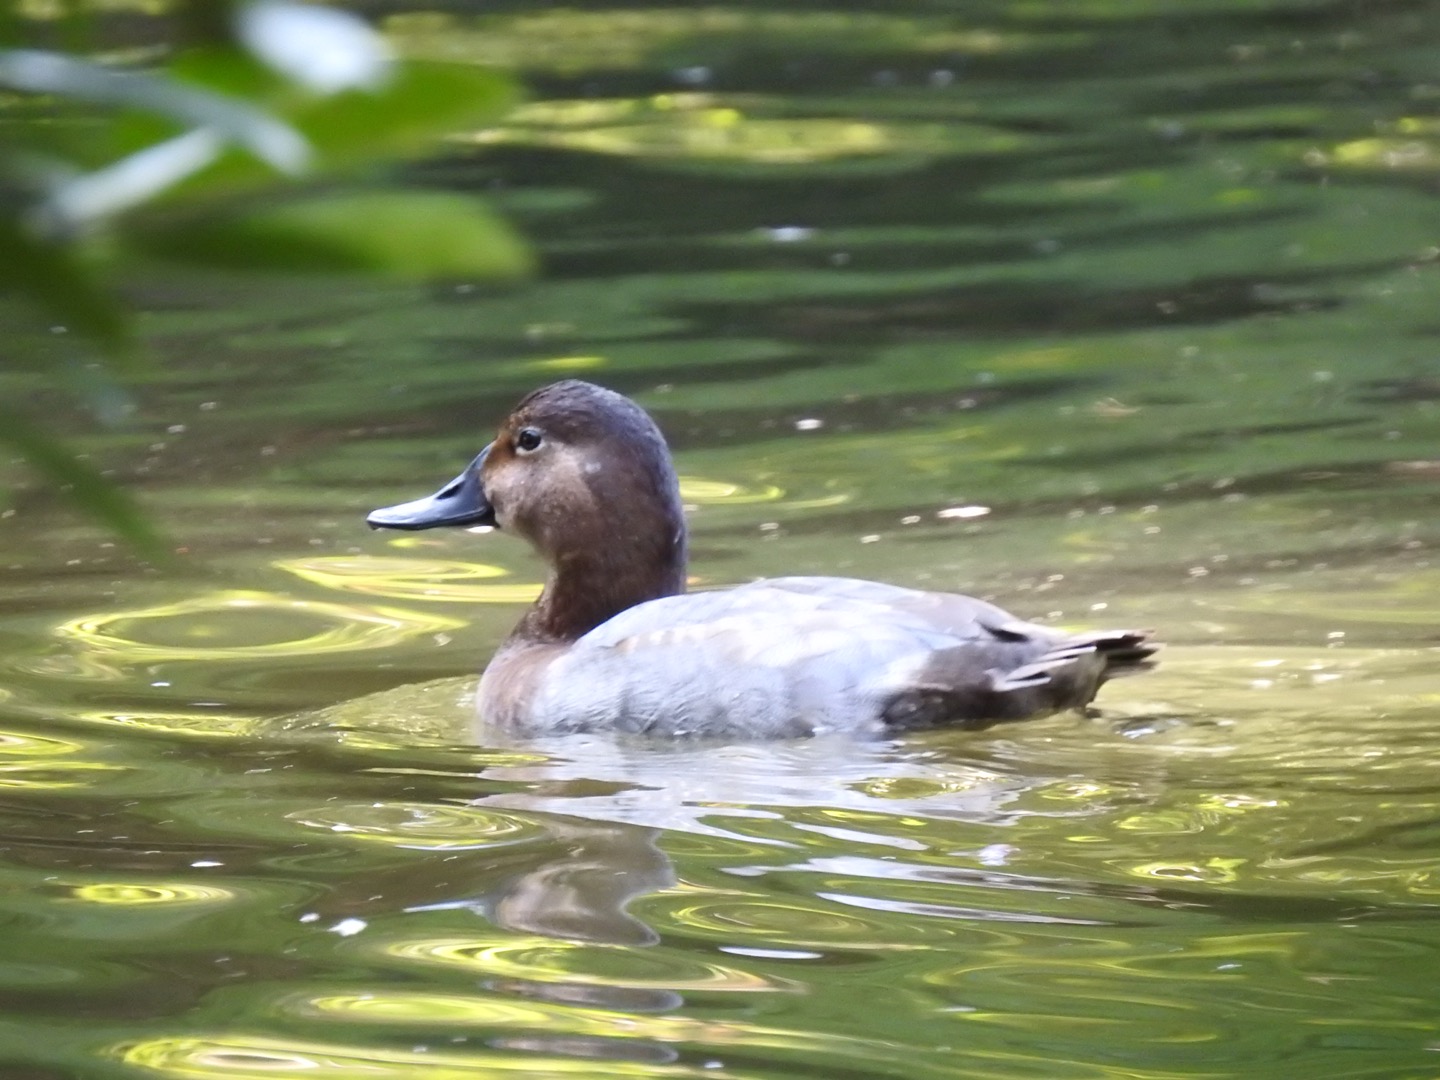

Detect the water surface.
xmin=2 ymin=2 xmax=1440 ymax=1077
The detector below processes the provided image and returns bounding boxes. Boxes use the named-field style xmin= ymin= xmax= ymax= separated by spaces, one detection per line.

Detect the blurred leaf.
xmin=292 ymin=62 xmax=518 ymax=166
xmin=40 ymin=128 xmax=224 ymax=230
xmin=131 ymin=190 xmax=535 ymax=279
xmin=0 ymin=409 xmax=168 ymax=561
xmin=237 ymin=1 xmax=393 ymax=94
xmin=128 ymin=57 xmax=519 ymax=204
xmin=0 ymin=49 xmax=309 ymax=174
xmin=0 ymin=218 xmax=138 ymax=366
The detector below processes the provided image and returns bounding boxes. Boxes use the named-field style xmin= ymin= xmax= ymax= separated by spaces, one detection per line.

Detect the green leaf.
xmin=117 ymin=56 xmax=519 ymax=205
xmin=291 ymin=61 xmax=519 ymax=167
xmin=0 ymin=218 xmax=139 ymax=366
xmin=131 ymin=190 xmax=534 ymax=279
xmin=0 ymin=48 xmax=309 ymax=173
xmin=0 ymin=409 xmax=169 ymax=561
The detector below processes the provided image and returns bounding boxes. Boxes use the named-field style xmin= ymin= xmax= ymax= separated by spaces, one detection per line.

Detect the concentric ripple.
xmin=676 ymin=477 xmax=784 ymax=505
xmin=284 ymin=802 xmax=544 ymax=851
xmin=65 ymin=883 xmax=234 ymax=906
xmin=54 ymin=590 xmax=464 ymax=663
xmin=276 ymin=557 xmax=540 ymax=604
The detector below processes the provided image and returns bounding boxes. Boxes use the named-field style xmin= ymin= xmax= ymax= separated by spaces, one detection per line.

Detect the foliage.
xmin=0 ymin=0 xmax=527 ymax=557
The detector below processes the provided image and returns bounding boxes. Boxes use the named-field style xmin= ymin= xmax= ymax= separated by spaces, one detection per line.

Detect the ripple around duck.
xmin=111 ymin=1033 xmax=726 ymax=1079
xmin=380 ymin=936 xmax=802 ymax=993
xmin=276 ymin=556 xmax=541 ymax=604
xmin=50 ymin=591 xmax=465 ymax=667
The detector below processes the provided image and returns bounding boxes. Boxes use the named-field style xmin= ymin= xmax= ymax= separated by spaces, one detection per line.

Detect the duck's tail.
xmin=1069 ymin=628 xmax=1159 ymax=678
xmin=992 ymin=629 xmax=1158 ymax=691
xmin=883 ymin=629 xmax=1160 ymax=731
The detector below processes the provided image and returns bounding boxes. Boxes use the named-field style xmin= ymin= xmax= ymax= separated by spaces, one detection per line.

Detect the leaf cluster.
xmin=0 ymin=0 xmax=528 ymax=556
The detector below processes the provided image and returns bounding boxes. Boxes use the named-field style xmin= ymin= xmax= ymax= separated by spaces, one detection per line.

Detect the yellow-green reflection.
xmin=0 ymin=761 xmax=127 ymax=789
xmin=277 ymin=557 xmax=540 ymax=604
xmin=1116 ymin=794 xmax=1284 ymax=836
xmin=464 ymin=95 xmax=985 ymax=164
xmin=67 ymin=883 xmax=233 ymax=906
xmin=67 ymin=708 xmax=256 ymax=739
xmin=55 ymin=591 xmax=464 ymax=662
xmin=285 ymin=802 xmax=543 ymax=850
xmin=385 ymin=937 xmax=799 ymax=993
xmin=662 ymin=897 xmax=903 ymax=947
xmin=287 ymin=988 xmax=924 ymax=1060
xmin=0 ymin=716 xmax=113 ymax=779
xmin=14 ymin=651 xmax=129 ymax=681
xmin=388 ymin=10 xmax=1031 ymax=73
xmin=1323 ymin=136 xmax=1440 ymax=172
xmin=531 ymin=354 xmax=606 ymax=371
xmin=676 ymin=477 xmax=784 ymax=505
xmin=0 ymin=729 xmax=83 ymax=757
xmin=1129 ymin=858 xmax=1246 ymax=885
xmin=116 ymin=1034 xmax=711 ymax=1078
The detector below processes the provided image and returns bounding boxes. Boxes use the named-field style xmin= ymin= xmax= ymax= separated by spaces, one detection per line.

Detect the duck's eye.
xmin=514 ymin=428 xmax=544 ymax=454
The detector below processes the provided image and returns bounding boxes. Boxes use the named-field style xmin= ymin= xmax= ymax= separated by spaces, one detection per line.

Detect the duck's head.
xmin=368 ymin=381 xmax=686 ymax=595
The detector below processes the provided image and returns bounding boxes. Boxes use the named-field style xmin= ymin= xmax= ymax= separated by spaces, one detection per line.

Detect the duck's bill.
xmin=367 ymin=448 xmax=496 ymax=531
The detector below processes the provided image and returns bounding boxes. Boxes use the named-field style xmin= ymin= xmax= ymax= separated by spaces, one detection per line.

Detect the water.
xmin=3 ymin=1 xmax=1440 ymax=1076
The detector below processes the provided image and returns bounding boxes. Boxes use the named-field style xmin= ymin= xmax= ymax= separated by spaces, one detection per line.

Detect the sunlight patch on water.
xmin=66 ymin=883 xmax=234 ymax=906
xmin=468 ymin=104 xmax=976 ymax=166
xmin=676 ymin=476 xmax=784 ymax=505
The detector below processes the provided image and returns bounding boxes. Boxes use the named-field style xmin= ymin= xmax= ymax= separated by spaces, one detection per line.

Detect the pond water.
xmin=4 ymin=1 xmax=1440 ymax=1077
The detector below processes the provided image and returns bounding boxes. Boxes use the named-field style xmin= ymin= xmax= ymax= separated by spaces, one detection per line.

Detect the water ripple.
xmin=277 ymin=556 xmax=540 ymax=604
xmin=383 ymin=936 xmax=803 ymax=993
xmin=51 ymin=590 xmax=465 ymax=666
xmin=114 ymin=1033 xmax=727 ymax=1078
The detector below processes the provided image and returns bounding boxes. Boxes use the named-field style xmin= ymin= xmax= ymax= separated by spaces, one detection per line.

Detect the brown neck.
xmin=510 ymin=531 xmax=686 ymax=645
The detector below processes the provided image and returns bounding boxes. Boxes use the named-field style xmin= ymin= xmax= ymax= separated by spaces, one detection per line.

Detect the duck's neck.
xmin=512 ymin=528 xmax=687 ymax=644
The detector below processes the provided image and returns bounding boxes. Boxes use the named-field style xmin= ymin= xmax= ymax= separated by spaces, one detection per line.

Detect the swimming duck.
xmin=367 ymin=381 xmax=1157 ymax=738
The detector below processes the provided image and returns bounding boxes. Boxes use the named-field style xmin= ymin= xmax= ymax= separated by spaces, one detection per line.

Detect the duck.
xmin=367 ymin=380 xmax=1157 ymax=738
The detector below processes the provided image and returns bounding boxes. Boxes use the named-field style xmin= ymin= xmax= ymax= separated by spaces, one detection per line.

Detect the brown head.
xmin=368 ymin=381 xmax=687 ymax=641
